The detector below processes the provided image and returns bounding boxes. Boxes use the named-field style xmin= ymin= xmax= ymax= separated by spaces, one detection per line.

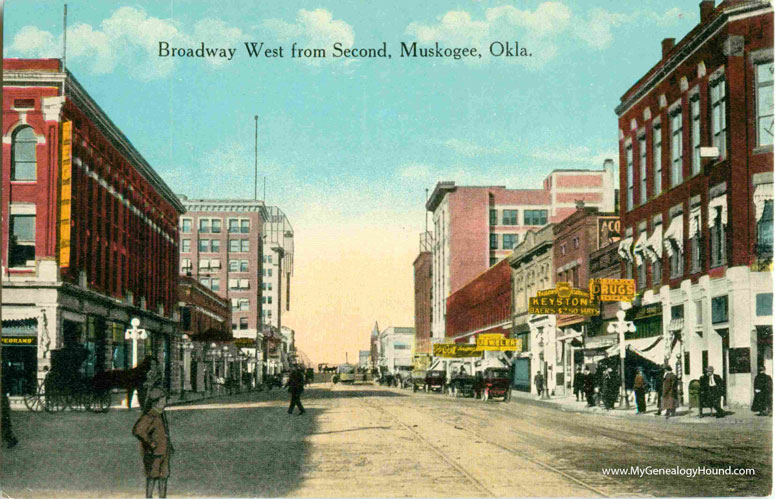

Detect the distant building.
xmin=413 ymin=232 xmax=433 ymax=355
xmin=615 ymin=0 xmax=773 ymax=406
xmin=358 ymin=350 xmax=371 ymax=369
xmin=2 ymin=59 xmax=184 ymax=397
xmin=378 ymin=327 xmax=415 ymax=375
xmin=261 ymin=206 xmax=294 ymax=331
xmin=426 ymin=167 xmax=615 ymax=341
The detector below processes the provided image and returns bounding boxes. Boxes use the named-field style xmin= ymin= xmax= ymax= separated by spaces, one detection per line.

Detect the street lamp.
xmin=608 ymin=310 xmax=636 ymax=409
xmin=125 ymin=318 xmax=148 ymax=408
xmin=180 ymin=334 xmax=194 ymax=399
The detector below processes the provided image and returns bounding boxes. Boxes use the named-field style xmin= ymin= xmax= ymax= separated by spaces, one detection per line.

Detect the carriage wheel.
xmin=44 ymin=387 xmax=67 ymax=413
xmin=23 ymin=380 xmax=46 ymax=412
xmin=90 ymin=391 xmax=112 ymax=413
xmin=74 ymin=388 xmax=93 ymax=412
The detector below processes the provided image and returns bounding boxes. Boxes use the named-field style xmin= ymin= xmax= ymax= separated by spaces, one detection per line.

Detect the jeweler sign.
xmin=433 ymin=343 xmax=481 ymax=358
xmin=589 ymin=278 xmax=636 ymax=302
xmin=528 ymin=282 xmax=599 ymax=316
xmin=476 ymin=334 xmax=520 ymax=351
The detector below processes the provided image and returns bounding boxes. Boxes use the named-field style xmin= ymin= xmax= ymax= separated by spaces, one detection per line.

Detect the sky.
xmin=6 ymin=0 xmax=699 ymax=365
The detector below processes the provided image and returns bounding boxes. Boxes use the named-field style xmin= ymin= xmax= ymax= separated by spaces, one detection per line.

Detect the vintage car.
xmin=423 ymin=370 xmax=446 ymax=392
xmin=411 ymin=369 xmax=426 ymax=392
xmin=478 ymin=367 xmax=512 ymax=401
xmin=448 ymin=373 xmax=478 ymax=398
xmin=394 ymin=367 xmax=414 ymax=388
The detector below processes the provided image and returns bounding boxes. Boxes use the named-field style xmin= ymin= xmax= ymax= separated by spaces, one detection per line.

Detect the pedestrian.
xmin=652 ymin=367 xmax=664 ymax=416
xmin=699 ymin=366 xmax=725 ymax=418
xmin=2 ymin=391 xmax=19 ymax=449
xmin=583 ymin=367 xmax=596 ymax=407
xmin=602 ymin=368 xmax=618 ymax=410
xmin=534 ymin=371 xmax=544 ymax=397
xmin=132 ymin=386 xmax=173 ymax=498
xmin=751 ymin=366 xmax=772 ymax=416
xmin=287 ymin=367 xmax=306 ymax=415
xmin=661 ymin=365 xmax=678 ymax=418
xmin=633 ymin=368 xmax=647 ymax=414
xmin=138 ymin=357 xmax=160 ymax=408
xmin=573 ymin=367 xmax=584 ymax=402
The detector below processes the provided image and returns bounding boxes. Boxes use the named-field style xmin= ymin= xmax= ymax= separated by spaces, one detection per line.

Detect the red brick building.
xmin=615 ymin=0 xmax=773 ymax=406
xmin=1 ymin=59 xmax=184 ymax=395
xmin=412 ymin=232 xmax=432 ymax=354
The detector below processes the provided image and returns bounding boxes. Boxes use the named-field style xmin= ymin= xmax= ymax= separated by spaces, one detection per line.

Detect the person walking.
xmin=287 ymin=368 xmax=306 ymax=415
xmin=633 ymin=368 xmax=647 ymax=414
xmin=699 ymin=366 xmax=726 ymax=418
xmin=583 ymin=367 xmax=596 ymax=407
xmin=132 ymin=386 xmax=173 ymax=498
xmin=661 ymin=365 xmax=678 ymax=418
xmin=2 ymin=391 xmax=19 ymax=449
xmin=573 ymin=367 xmax=584 ymax=402
xmin=751 ymin=366 xmax=772 ymax=416
xmin=534 ymin=371 xmax=544 ymax=398
xmin=601 ymin=368 xmax=618 ymax=410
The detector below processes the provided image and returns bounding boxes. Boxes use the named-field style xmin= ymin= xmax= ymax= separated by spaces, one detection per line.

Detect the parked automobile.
xmin=477 ymin=367 xmax=512 ymax=401
xmin=448 ymin=373 xmax=478 ymax=398
xmin=411 ymin=369 xmax=426 ymax=392
xmin=423 ymin=370 xmax=446 ymax=392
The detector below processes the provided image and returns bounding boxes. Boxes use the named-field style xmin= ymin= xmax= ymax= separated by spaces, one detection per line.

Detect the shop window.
xmin=11 ymin=126 xmax=37 ymax=181
xmin=756 ymin=199 xmax=773 ymax=259
xmin=756 ymin=61 xmax=774 ymax=146
xmin=756 ymin=293 xmax=772 ymax=316
xmin=711 ymin=296 xmax=728 ymax=324
xmin=9 ymin=214 xmax=36 ymax=268
xmin=710 ymin=207 xmax=726 ymax=267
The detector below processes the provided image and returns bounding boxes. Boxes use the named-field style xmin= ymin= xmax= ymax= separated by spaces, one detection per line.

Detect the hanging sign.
xmin=476 ymin=334 xmax=520 ymax=351
xmin=528 ymin=282 xmax=598 ymax=316
xmin=59 ymin=120 xmax=72 ymax=267
xmin=589 ymin=278 xmax=636 ymax=302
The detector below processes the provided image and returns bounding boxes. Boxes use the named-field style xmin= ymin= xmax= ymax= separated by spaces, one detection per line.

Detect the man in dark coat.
xmin=699 ymin=366 xmax=725 ymax=418
xmin=2 ymin=392 xmax=19 ymax=449
xmin=751 ymin=366 xmax=772 ymax=416
xmin=652 ymin=367 xmax=664 ymax=416
xmin=132 ymin=386 xmax=172 ymax=498
xmin=287 ymin=368 xmax=306 ymax=415
xmin=534 ymin=371 xmax=544 ymax=397
xmin=573 ymin=367 xmax=584 ymax=401
xmin=583 ymin=368 xmax=596 ymax=407
xmin=662 ymin=366 xmax=678 ymax=418
xmin=633 ymin=368 xmax=647 ymax=414
xmin=602 ymin=368 xmax=618 ymax=410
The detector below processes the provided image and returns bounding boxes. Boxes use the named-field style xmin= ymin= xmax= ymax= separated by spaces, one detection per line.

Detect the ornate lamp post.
xmin=125 ymin=318 xmax=147 ymax=407
xmin=608 ymin=309 xmax=636 ymax=409
xmin=180 ymin=334 xmax=194 ymax=399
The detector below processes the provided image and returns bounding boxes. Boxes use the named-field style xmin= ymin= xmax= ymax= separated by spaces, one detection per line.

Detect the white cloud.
xmin=572 ymin=8 xmax=630 ymax=50
xmin=264 ymin=9 xmax=354 ymax=65
xmin=8 ymin=7 xmax=245 ymax=79
xmin=529 ymin=145 xmax=616 ymax=167
xmin=399 ymin=163 xmax=433 ymax=179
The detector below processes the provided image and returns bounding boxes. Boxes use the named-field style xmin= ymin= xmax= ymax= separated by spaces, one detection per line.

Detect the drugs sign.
xmin=528 ymin=282 xmax=599 ymax=316
xmin=433 ymin=343 xmax=481 ymax=358
xmin=589 ymin=278 xmax=636 ymax=302
xmin=476 ymin=334 xmax=520 ymax=351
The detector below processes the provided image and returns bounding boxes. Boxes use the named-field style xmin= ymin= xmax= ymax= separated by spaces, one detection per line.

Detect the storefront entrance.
xmin=512 ymin=357 xmax=531 ymax=392
xmin=2 ymin=319 xmax=38 ymax=396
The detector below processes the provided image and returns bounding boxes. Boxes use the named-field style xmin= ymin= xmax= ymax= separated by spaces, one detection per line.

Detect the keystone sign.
xmin=476 ymin=333 xmax=521 ymax=351
xmin=589 ymin=278 xmax=636 ymax=302
xmin=528 ymin=282 xmax=599 ymax=316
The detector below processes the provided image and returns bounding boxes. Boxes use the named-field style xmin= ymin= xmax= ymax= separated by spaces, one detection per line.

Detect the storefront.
xmin=1 ymin=318 xmax=38 ymax=396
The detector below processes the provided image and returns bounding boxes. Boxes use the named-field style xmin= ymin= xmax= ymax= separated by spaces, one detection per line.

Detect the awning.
xmin=688 ymin=206 xmax=702 ymax=240
xmin=632 ymin=231 xmax=648 ymax=266
xmin=707 ymin=194 xmax=727 ymax=228
xmin=584 ymin=333 xmax=618 ymax=349
xmin=2 ymin=317 xmax=38 ymax=333
xmin=663 ymin=215 xmax=683 ymax=256
xmin=754 ymin=184 xmax=773 ymax=221
xmin=668 ymin=318 xmax=684 ymax=331
xmin=645 ymin=223 xmax=663 ymax=262
xmin=603 ymin=336 xmax=665 ymax=365
xmin=618 ymin=237 xmax=633 ymax=262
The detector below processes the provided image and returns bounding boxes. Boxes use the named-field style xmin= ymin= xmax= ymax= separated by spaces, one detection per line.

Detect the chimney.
xmin=700 ymin=1 xmax=715 ymax=22
xmin=662 ymin=38 xmax=676 ymax=59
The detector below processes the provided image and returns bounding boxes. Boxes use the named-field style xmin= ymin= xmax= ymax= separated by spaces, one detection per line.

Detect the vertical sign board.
xmin=59 ymin=121 xmax=72 ymax=267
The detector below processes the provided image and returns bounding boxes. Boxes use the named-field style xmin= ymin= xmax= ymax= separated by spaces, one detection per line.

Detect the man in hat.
xmin=287 ymin=367 xmax=306 ymax=415
xmin=661 ymin=365 xmax=678 ymax=418
xmin=132 ymin=386 xmax=173 ymax=498
xmin=633 ymin=368 xmax=647 ymax=414
xmin=751 ymin=365 xmax=772 ymax=416
xmin=583 ymin=367 xmax=596 ymax=407
xmin=699 ymin=366 xmax=726 ymax=418
xmin=573 ymin=367 xmax=584 ymax=402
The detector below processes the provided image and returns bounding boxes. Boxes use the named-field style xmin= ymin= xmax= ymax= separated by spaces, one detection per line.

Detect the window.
xmin=211 ymin=219 xmax=222 ymax=233
xmin=756 ymin=61 xmax=774 ymax=146
xmin=240 ymin=260 xmax=249 ymax=272
xmin=229 ymin=240 xmax=240 ymax=253
xmin=181 ymin=219 xmax=192 ymax=233
xmin=637 ymin=231 xmax=647 ymax=289
xmin=490 ymin=210 xmax=497 ymax=225
xmin=239 ymin=278 xmax=250 ymax=289
xmin=239 ymin=318 xmax=248 ymax=330
xmin=231 ymin=299 xmax=239 ymax=311
xmin=181 ymin=258 xmax=192 ymax=274
xmin=691 ymin=95 xmax=701 ymax=176
xmin=240 ymin=220 xmax=250 ymax=233
xmin=524 ymin=210 xmax=548 ymax=226
xmin=757 ymin=199 xmax=773 ymax=258
xmin=229 ymin=260 xmax=239 ymax=272
xmin=9 ymin=214 xmax=36 ymax=267
xmin=710 ymin=77 xmax=727 ymax=157
xmin=210 ymin=259 xmax=221 ymax=270
xmin=199 ymin=259 xmax=210 ymax=271
xmin=639 ymin=136 xmax=647 ymax=204
xmin=695 ymin=300 xmax=703 ymax=325
xmin=199 ymin=277 xmax=210 ymax=288
xmin=502 ymin=234 xmax=517 ymax=249
xmin=266 ymin=282 xmax=272 ymax=291
xmin=262 ymin=296 xmax=266 ymax=304
xmin=267 ymin=269 xmax=272 ymax=277
xmin=670 ymin=109 xmax=683 ymax=187
xmin=669 ymin=244 xmax=683 ymax=279
xmin=240 ymin=239 xmax=249 ymax=252
xmin=502 ymin=210 xmax=518 ymax=225
xmin=267 ymin=296 xmax=273 ymax=304
xmin=267 ymin=255 xmax=272 ymax=264
xmin=181 ymin=239 xmax=191 ymax=253
xmin=228 ymin=218 xmax=239 ymax=233
xmin=626 ymin=144 xmax=634 ymax=210
xmin=671 ymin=304 xmax=684 ymax=320
xmin=11 ymin=126 xmax=37 ymax=181
xmin=710 ymin=205 xmax=726 ymax=267
xmin=199 ymin=219 xmax=210 ymax=233
xmin=210 ymin=278 xmax=220 ymax=292
xmin=573 ymin=237 xmax=579 ymax=249
xmin=711 ymin=296 xmax=728 ymax=324
xmin=210 ymin=239 xmax=221 ymax=253
xmin=229 ymin=278 xmax=239 ymax=290
xmin=756 ymin=293 xmax=773 ymax=316
xmin=239 ymin=299 xmax=250 ymax=311
xmin=490 ymin=234 xmax=498 ymax=250
xmin=198 ymin=239 xmax=210 ymax=252
xmin=653 ymin=123 xmax=663 ymax=195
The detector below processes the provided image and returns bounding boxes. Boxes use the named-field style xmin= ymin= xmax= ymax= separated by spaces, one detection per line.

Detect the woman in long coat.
xmin=132 ymin=386 xmax=172 ymax=498
xmin=661 ymin=366 xmax=678 ymax=418
xmin=751 ymin=366 xmax=772 ymax=416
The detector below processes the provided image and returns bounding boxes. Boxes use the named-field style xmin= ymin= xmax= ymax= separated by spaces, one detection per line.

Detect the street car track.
xmin=358 ymin=397 xmax=498 ymax=497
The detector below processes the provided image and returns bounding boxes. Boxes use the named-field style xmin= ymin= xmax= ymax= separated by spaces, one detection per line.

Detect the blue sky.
xmin=6 ymin=1 xmax=699 ymax=363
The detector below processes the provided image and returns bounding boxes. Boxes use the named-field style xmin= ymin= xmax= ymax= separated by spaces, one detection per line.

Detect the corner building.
xmin=2 ymin=59 xmax=184 ymax=396
xmin=615 ymin=0 xmax=773 ymax=407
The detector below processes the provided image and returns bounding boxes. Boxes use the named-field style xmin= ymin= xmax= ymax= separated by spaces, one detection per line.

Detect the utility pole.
xmin=608 ymin=309 xmax=636 ymax=409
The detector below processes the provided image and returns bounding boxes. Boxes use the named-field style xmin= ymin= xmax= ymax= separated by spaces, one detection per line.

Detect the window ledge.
xmin=10 ymin=180 xmax=37 ymax=184
xmin=8 ymin=268 xmax=34 ymax=274
xmin=753 ymin=145 xmax=773 ymax=155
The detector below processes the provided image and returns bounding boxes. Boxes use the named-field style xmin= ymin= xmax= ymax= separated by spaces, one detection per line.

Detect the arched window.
xmin=11 ymin=126 xmax=37 ymax=181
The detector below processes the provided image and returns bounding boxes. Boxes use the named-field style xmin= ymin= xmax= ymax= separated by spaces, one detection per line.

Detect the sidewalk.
xmin=510 ymin=389 xmax=767 ymax=425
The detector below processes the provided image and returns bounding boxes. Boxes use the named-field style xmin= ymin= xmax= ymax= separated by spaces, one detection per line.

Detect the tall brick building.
xmin=412 ymin=232 xmax=433 ymax=354
xmin=615 ymin=0 xmax=773 ymax=406
xmin=1 ymin=59 xmax=184 ymax=396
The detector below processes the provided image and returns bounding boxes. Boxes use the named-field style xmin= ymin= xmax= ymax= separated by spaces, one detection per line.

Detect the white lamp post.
xmin=608 ymin=310 xmax=636 ymax=409
xmin=125 ymin=318 xmax=147 ymax=407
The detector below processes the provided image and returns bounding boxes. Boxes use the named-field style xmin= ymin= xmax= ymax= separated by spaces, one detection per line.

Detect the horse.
xmin=92 ymin=356 xmax=156 ymax=410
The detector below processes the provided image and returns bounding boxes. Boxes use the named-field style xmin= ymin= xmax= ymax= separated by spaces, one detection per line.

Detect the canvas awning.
xmin=645 ymin=223 xmax=663 ymax=262
xmin=663 ymin=215 xmax=683 ymax=256
xmin=754 ymin=184 xmax=773 ymax=221
xmin=618 ymin=237 xmax=633 ymax=262
xmin=708 ymin=194 xmax=727 ymax=228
